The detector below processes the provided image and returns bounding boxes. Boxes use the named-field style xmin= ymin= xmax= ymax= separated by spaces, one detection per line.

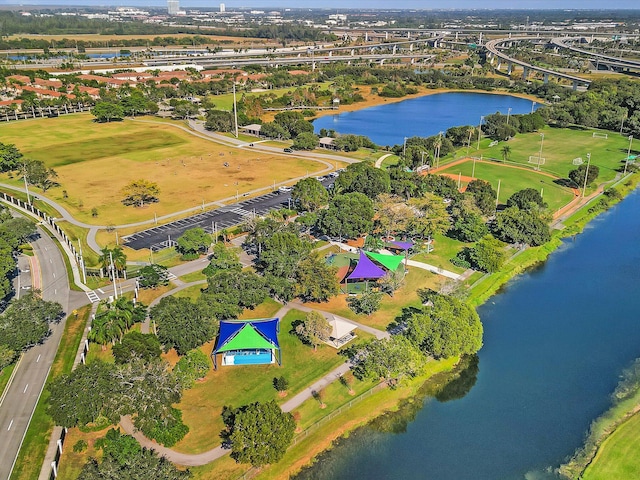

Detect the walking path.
xmin=120 ymin=300 xmax=386 ymax=466
xmin=329 ymin=241 xmax=462 ymax=280
xmin=374 ymin=153 xmax=393 ymax=169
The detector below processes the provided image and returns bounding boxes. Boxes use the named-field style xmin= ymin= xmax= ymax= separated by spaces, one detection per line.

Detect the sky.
xmin=1 ymin=0 xmax=639 ymax=8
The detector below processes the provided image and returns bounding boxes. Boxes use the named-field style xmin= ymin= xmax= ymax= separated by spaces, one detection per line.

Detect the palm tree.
xmin=111 ymin=246 xmax=127 ymax=277
xmin=501 ymin=145 xmax=512 ymax=162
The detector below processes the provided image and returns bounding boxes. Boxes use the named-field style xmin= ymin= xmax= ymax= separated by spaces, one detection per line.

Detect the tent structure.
xmin=364 ymin=251 xmax=405 ymax=272
xmin=346 ymin=250 xmax=386 ymax=281
xmin=324 ymin=316 xmax=357 ymax=348
xmin=212 ymin=318 xmax=281 ymax=369
xmin=388 ymin=240 xmax=414 ymax=251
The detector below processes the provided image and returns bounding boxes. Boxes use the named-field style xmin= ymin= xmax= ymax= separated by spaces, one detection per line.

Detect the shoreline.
xmin=310 ymin=85 xmax=542 ymax=122
xmin=247 ymin=173 xmax=640 ymax=480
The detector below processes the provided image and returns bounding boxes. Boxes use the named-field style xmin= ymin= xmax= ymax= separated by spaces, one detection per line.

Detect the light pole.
xmin=582 ymin=153 xmax=591 ymax=198
xmin=506 ymin=107 xmax=512 ymax=125
xmin=624 ymin=135 xmax=633 ymax=176
xmin=22 ymin=163 xmax=31 ymax=205
xmin=620 ymin=113 xmax=627 ymax=135
xmin=536 ymin=133 xmax=544 ymax=171
xmin=403 ymin=136 xmax=408 ymax=158
xmin=232 ymin=82 xmax=239 ymax=138
xmin=531 ymin=101 xmax=536 ymax=113
xmin=477 ymin=116 xmax=483 ymax=150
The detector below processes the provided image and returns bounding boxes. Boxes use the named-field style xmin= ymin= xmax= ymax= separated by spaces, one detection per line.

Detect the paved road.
xmin=0 ymin=225 xmax=87 ymax=480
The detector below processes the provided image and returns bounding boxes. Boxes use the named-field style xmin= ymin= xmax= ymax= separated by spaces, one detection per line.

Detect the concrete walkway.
xmin=374 ymin=153 xmax=393 ymax=169
xmin=118 ymin=301 xmax=383 ymax=467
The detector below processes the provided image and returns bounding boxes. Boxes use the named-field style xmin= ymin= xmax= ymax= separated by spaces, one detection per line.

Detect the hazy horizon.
xmin=0 ymin=0 xmax=638 ymax=10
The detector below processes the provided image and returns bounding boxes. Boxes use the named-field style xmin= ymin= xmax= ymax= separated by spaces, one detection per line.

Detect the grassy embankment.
xmin=9 ymin=306 xmax=91 ymax=480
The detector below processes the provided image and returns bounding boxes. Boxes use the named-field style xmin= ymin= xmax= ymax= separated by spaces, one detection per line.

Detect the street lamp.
xmin=403 ymin=136 xmax=408 ymax=157
xmin=477 ymin=116 xmax=484 ymax=150
xmin=624 ymin=135 xmax=633 ymax=176
xmin=531 ymin=101 xmax=536 ymax=114
xmin=582 ymin=153 xmax=591 ymax=198
xmin=506 ymin=107 xmax=512 ymax=125
xmin=537 ymin=133 xmax=544 ymax=171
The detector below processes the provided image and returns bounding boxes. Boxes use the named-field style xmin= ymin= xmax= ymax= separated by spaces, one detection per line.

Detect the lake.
xmin=313 ymin=92 xmax=538 ymax=146
xmin=296 ymin=188 xmax=640 ymax=480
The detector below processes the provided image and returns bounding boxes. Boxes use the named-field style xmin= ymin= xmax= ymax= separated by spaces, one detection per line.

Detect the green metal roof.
xmin=216 ymin=324 xmax=275 ymax=352
xmin=365 ymin=251 xmax=405 ymax=272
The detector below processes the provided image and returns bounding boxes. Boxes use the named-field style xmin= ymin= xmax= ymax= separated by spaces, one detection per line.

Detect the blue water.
xmin=313 ymin=92 xmax=538 ymax=146
xmin=296 ymin=189 xmax=640 ymax=480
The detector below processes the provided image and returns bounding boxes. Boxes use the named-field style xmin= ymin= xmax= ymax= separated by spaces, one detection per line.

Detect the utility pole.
xmin=495 ymin=179 xmax=501 ymax=208
xmin=506 ymin=107 xmax=512 ymax=125
xmin=537 ymin=133 xmax=544 ymax=171
xmin=109 ymin=251 xmax=117 ymax=300
xmin=232 ymin=82 xmax=239 ymax=139
xmin=624 ymin=135 xmax=633 ymax=176
xmin=78 ymin=240 xmax=86 ymax=284
xmin=477 ymin=116 xmax=483 ymax=150
xmin=582 ymin=153 xmax=591 ymax=198
xmin=23 ymin=164 xmax=31 ymax=205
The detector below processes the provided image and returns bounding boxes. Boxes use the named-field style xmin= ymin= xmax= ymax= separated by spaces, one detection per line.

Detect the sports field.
xmin=0 ymin=114 xmax=325 ymax=225
xmin=438 ymin=160 xmax=576 ymax=212
xmin=481 ymin=127 xmax=631 ymax=183
xmin=583 ymin=412 xmax=640 ymax=480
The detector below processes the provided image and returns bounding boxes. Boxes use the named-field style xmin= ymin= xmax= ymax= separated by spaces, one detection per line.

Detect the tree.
xmin=150 ymin=296 xmax=218 ymax=355
xmin=295 ymin=254 xmax=340 ymax=302
xmin=0 ymin=217 xmax=36 ymax=245
xmin=493 ymin=206 xmax=551 ymax=246
xmin=112 ymin=332 xmax=161 ymax=364
xmin=204 ymin=269 xmax=266 ymax=310
xmin=176 ymin=228 xmax=211 ymax=259
xmin=407 ymin=193 xmax=451 ymax=239
xmin=0 ymin=291 xmax=63 ymax=352
xmin=507 ymin=188 xmax=547 ymax=211
xmin=273 ymin=375 xmax=289 ymax=393
xmin=94 ymin=428 xmax=141 ymax=467
xmin=79 ymin=447 xmax=191 ymax=479
xmin=501 ymin=145 xmax=511 ymax=161
xmin=88 ymin=298 xmax=140 ymax=347
xmin=452 ymin=210 xmax=488 ymax=242
xmin=468 ymin=236 xmax=507 ymax=273
xmin=121 ymin=179 xmax=160 ymax=207
xmin=202 ymin=242 xmax=242 ymax=276
xmin=569 ymin=164 xmax=600 ymax=188
xmin=296 ymin=310 xmax=332 ymax=350
xmin=204 ymin=109 xmax=234 ymax=132
xmin=92 ymin=101 xmax=124 ymax=123
xmin=0 ymin=344 xmax=16 ymax=371
xmin=98 ymin=246 xmax=127 ymax=279
xmin=227 ymin=400 xmax=296 ymax=466
xmin=404 ymin=294 xmax=483 ymax=359
xmin=347 ymin=291 xmax=383 ymax=315
xmin=352 ymin=336 xmax=425 ymax=386
xmin=375 ymin=194 xmax=414 ymax=238
xmin=48 ymin=361 xmax=118 ymax=427
xmin=24 ymin=159 xmax=57 ymax=191
xmin=466 ymin=179 xmax=497 ymax=216
xmin=138 ymin=264 xmax=170 ymax=289
xmin=173 ymin=349 xmax=211 ymax=388
xmin=259 ymin=231 xmax=312 ymax=278
xmin=291 ymin=177 xmax=328 ymax=212
xmin=260 ymin=122 xmax=290 ymax=140
xmin=318 ymin=192 xmax=374 ymax=239
xmin=0 ymin=142 xmax=23 ymax=172
xmin=334 ymin=162 xmax=390 ymax=198
xmin=292 ymin=132 xmax=319 ymax=150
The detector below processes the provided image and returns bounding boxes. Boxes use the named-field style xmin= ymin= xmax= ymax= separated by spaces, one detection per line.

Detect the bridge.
xmin=550 ymin=37 xmax=640 ymax=73
xmin=484 ymin=36 xmax=592 ymax=90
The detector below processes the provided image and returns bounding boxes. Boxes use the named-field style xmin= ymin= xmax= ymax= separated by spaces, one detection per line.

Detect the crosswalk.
xmin=85 ymin=290 xmax=100 ymax=303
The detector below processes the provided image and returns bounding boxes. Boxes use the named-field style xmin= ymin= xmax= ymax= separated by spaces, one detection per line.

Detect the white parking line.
xmin=36 ymin=354 xmax=41 ymax=363
xmin=23 ymin=384 xmax=28 ymax=394
xmin=7 ymin=419 xmax=13 ymax=431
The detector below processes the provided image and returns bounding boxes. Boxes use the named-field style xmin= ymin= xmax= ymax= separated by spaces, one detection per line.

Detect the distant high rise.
xmin=220 ymin=3 xmax=225 ymax=13
xmin=167 ymin=0 xmax=179 ymax=15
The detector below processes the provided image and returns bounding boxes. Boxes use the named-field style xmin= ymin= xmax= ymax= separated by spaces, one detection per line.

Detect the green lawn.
xmin=583 ymin=412 xmax=640 ymax=480
xmin=0 ymin=362 xmax=16 ymax=398
xmin=169 ymin=309 xmax=346 ymax=454
xmin=480 ymin=127 xmax=630 ymax=183
xmin=439 ymin=160 xmax=575 ymax=212
xmin=411 ymin=232 xmax=472 ymax=274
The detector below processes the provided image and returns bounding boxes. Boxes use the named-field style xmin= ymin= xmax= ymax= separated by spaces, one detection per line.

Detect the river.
xmin=296 ymin=188 xmax=640 ymax=479
xmin=313 ymin=92 xmax=538 ymax=146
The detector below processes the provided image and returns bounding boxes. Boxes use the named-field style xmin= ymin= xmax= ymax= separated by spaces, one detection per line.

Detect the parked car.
xmin=284 ymin=148 xmax=293 ymax=153
xmin=278 ymin=186 xmax=292 ymax=193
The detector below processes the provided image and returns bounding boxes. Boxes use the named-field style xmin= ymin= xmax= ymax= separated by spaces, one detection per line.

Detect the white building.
xmin=220 ymin=3 xmax=225 ymax=13
xmin=167 ymin=0 xmax=179 ymax=15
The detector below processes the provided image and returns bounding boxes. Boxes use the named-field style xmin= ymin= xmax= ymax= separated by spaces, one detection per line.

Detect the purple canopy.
xmin=346 ymin=250 xmax=387 ymax=280
xmin=390 ymin=240 xmax=414 ymax=251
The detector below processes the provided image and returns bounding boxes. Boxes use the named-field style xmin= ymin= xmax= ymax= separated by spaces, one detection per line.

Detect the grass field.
xmin=0 ymin=362 xmax=17 ymax=398
xmin=583 ymin=412 xmax=640 ymax=480
xmin=170 ymin=309 xmax=346 ymax=454
xmin=0 ymin=114 xmax=326 ymax=225
xmin=480 ymin=127 xmax=631 ymax=183
xmin=439 ymin=159 xmax=576 ymax=212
